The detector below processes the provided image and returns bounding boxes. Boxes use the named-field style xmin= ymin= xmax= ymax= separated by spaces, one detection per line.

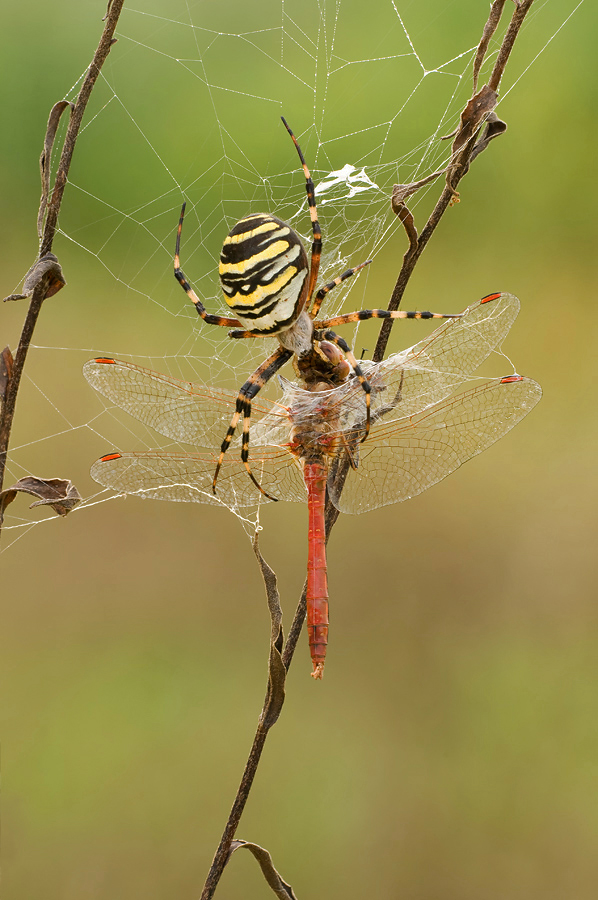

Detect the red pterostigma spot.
xmin=480 ymin=292 xmax=502 ymax=303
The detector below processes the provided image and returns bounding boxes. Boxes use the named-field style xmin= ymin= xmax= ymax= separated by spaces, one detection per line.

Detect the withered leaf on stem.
xmin=228 ymin=841 xmax=298 ymax=900
xmin=0 ymin=347 xmax=14 ymax=410
xmin=38 ymin=100 xmax=74 ymax=241
xmin=0 ymin=476 xmax=81 ymax=525
xmin=3 ymin=253 xmax=66 ymax=303
xmin=445 ymin=84 xmax=499 ymax=192
xmin=391 ymin=170 xmax=445 ymax=209
xmin=452 ymin=84 xmax=498 ymax=155
xmin=390 ymin=191 xmax=418 ymax=254
xmin=469 ymin=111 xmax=508 ymax=164
xmin=253 ymin=534 xmax=287 ymax=729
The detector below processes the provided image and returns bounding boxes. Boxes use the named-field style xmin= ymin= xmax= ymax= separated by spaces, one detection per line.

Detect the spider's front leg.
xmin=212 ymin=346 xmax=293 ymax=499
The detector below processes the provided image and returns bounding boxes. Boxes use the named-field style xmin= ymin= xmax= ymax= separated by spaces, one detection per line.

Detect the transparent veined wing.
xmin=90 ymin=445 xmax=307 ymax=510
xmin=84 ymin=294 xmax=533 ymax=513
xmin=328 ymin=375 xmax=542 ymax=514
xmin=83 ymin=293 xmax=519 ymax=451
xmin=83 ymin=358 xmax=285 ymax=449
xmin=369 ymin=292 xmax=522 ymax=420
xmin=266 ymin=292 xmax=524 ymax=441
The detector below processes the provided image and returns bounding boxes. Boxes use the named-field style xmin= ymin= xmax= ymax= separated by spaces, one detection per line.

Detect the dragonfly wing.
xmin=360 ymin=292 xmax=522 ymax=426
xmin=90 ymin=447 xmax=307 ymax=509
xmin=289 ymin=293 xmax=523 ymax=440
xmin=83 ymin=358 xmax=280 ymax=448
xmin=329 ymin=376 xmax=541 ymax=514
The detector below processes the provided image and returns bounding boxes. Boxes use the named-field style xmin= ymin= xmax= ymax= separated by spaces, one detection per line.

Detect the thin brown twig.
xmin=199 ymin=536 xmax=295 ymax=900
xmin=373 ymin=0 xmax=533 ymax=364
xmin=198 ymin=2 xmax=537 ymax=897
xmin=0 ymin=0 xmax=125 ymax=513
xmin=473 ymin=0 xmax=508 ymax=92
xmin=489 ymin=0 xmax=535 ymax=93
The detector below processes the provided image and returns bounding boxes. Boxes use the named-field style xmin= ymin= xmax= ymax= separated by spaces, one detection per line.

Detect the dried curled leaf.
xmin=228 ymin=840 xmax=298 ymax=900
xmin=3 ymin=253 xmax=66 ymax=303
xmin=445 ymin=84 xmax=501 ymax=191
xmin=390 ymin=193 xmax=418 ymax=253
xmin=452 ymin=84 xmax=498 ymax=156
xmin=391 ymin=170 xmax=444 ymax=209
xmin=0 ymin=476 xmax=81 ymax=524
xmin=469 ymin=111 xmax=508 ymax=163
xmin=253 ymin=534 xmax=287 ymax=729
xmin=38 ymin=100 xmax=74 ymax=240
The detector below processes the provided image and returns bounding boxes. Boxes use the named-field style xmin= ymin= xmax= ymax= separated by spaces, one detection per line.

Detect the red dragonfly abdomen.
xmin=304 ymin=461 xmax=329 ymax=679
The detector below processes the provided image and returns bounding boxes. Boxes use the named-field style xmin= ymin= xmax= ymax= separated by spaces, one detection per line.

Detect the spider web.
xmin=1 ymin=0 xmax=584 ymax=549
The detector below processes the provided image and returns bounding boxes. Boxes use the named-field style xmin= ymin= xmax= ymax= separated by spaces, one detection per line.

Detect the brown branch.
xmin=199 ymin=487 xmax=339 ymax=898
xmin=200 ymin=728 xmax=277 ymax=900
xmin=372 ymin=0 xmax=535 ymax=364
xmin=489 ymin=0 xmax=535 ymax=93
xmin=199 ymin=534 xmax=295 ymax=900
xmin=281 ymin=585 xmax=308 ymax=670
xmin=473 ymin=0 xmax=508 ymax=92
xmin=0 ymin=1 xmax=125 ymax=516
xmin=200 ymin=3 xmax=540 ymax=898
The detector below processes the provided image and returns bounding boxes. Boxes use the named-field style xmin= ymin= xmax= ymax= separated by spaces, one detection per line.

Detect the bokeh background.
xmin=2 ymin=2 xmax=597 ymax=898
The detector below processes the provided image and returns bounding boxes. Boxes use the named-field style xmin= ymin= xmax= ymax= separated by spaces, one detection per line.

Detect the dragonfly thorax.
xmin=288 ymin=386 xmax=344 ymax=463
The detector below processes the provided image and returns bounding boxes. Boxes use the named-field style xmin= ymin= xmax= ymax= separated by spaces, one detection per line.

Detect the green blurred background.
xmin=2 ymin=2 xmax=597 ymax=898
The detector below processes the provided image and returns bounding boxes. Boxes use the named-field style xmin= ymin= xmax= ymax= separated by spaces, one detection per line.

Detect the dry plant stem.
xmin=374 ymin=0 xmax=534 ymax=364
xmin=199 ymin=729 xmax=274 ymax=900
xmin=489 ymin=0 xmax=535 ymax=93
xmin=199 ymin=3 xmax=537 ymax=898
xmin=473 ymin=0 xmax=508 ymax=92
xmin=200 ymin=542 xmax=299 ymax=900
xmin=0 ymin=0 xmax=125 ymax=505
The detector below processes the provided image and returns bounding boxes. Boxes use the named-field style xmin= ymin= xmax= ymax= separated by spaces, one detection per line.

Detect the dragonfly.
xmin=84 ymin=291 xmax=541 ymax=678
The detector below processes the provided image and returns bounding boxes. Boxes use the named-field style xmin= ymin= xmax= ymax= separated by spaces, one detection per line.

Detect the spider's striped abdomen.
xmin=219 ymin=213 xmax=308 ymax=335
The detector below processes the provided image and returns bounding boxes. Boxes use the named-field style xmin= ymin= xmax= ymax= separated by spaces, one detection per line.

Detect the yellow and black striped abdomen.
xmin=219 ymin=213 xmax=309 ymax=335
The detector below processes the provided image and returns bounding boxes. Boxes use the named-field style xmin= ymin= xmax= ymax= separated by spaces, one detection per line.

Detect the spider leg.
xmin=340 ymin=430 xmax=359 ymax=470
xmin=228 ymin=329 xmax=267 ymax=339
xmin=309 ymin=259 xmax=372 ymax=320
xmin=281 ymin=118 xmax=322 ymax=310
xmin=321 ymin=329 xmax=372 ymax=441
xmin=315 ymin=308 xmax=463 ymax=328
xmin=213 ymin=346 xmax=293 ymax=499
xmin=174 ymin=203 xmax=242 ymax=328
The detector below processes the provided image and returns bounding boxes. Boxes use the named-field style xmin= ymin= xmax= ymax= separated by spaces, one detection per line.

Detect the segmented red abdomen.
xmin=304 ymin=461 xmax=329 ymax=679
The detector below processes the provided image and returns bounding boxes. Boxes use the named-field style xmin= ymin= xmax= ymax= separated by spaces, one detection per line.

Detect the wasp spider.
xmin=174 ymin=118 xmax=460 ymax=500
